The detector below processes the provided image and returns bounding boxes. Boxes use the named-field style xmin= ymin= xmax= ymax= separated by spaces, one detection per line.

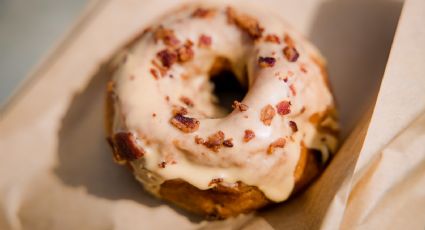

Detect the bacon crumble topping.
xmin=267 ymin=137 xmax=286 ymax=154
xmin=154 ymin=26 xmax=180 ymax=47
xmin=283 ymin=46 xmax=300 ymax=62
xmin=260 ymin=104 xmax=276 ymax=126
xmin=258 ymin=56 xmax=276 ymax=68
xmin=289 ymin=121 xmax=298 ymax=132
xmin=151 ymin=60 xmax=168 ymax=76
xmin=226 ymin=7 xmax=264 ymax=40
xmin=192 ymin=8 xmax=216 ymax=18
xmin=176 ymin=40 xmax=194 ymax=62
xmin=276 ymin=100 xmax=291 ymax=116
xmin=170 ymin=108 xmax=199 ymax=133
xmin=243 ymin=129 xmax=255 ymax=142
xmin=202 ymin=131 xmax=234 ymax=152
xmin=223 ymin=138 xmax=234 ymax=147
xmin=194 ymin=135 xmax=205 ymax=144
xmin=180 ymin=96 xmax=194 ymax=107
xmin=198 ymin=34 xmax=212 ymax=48
xmin=157 ymin=49 xmax=177 ymax=68
xmin=232 ymin=100 xmax=248 ymax=111
xmin=172 ymin=106 xmax=188 ymax=116
xmin=283 ymin=33 xmax=295 ymax=47
xmin=264 ymin=34 xmax=280 ymax=44
xmin=113 ymin=132 xmax=145 ymax=161
xmin=158 ymin=161 xmax=167 ymax=168
xmin=150 ymin=68 xmax=159 ymax=79
xmin=156 ymin=40 xmax=194 ymax=70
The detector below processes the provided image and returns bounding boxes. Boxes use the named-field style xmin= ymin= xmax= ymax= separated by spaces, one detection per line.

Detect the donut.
xmin=105 ymin=3 xmax=339 ymax=219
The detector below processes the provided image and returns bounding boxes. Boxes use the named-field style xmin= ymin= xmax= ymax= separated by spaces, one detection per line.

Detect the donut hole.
xmin=209 ymin=60 xmax=248 ymax=116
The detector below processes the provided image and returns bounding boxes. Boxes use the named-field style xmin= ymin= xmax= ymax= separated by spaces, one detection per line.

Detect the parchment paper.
xmin=1 ymin=0 xmax=424 ymax=229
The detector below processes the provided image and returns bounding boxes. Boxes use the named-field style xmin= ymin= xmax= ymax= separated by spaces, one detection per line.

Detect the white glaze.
xmin=111 ymin=3 xmax=338 ymax=202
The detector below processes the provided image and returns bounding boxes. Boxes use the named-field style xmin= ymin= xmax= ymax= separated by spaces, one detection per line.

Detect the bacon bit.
xmin=283 ymin=77 xmax=288 ymax=83
xmin=113 ymin=132 xmax=145 ymax=160
xmin=198 ymin=34 xmax=212 ymax=48
xmin=243 ymin=129 xmax=255 ymax=142
xmin=223 ymin=138 xmax=234 ymax=147
xmin=180 ymin=96 xmax=194 ymax=107
xmin=154 ymin=26 xmax=180 ymax=47
xmin=289 ymin=121 xmax=298 ymax=132
xmin=300 ymin=63 xmax=308 ymax=73
xmin=289 ymin=84 xmax=297 ymax=96
xmin=151 ymin=60 xmax=168 ymax=76
xmin=150 ymin=68 xmax=159 ymax=79
xmin=172 ymin=106 xmax=188 ymax=116
xmin=226 ymin=7 xmax=264 ymax=40
xmin=283 ymin=46 xmax=299 ymax=62
xmin=176 ymin=40 xmax=194 ymax=62
xmin=165 ymin=96 xmax=170 ymax=102
xmin=208 ymin=178 xmax=223 ymax=186
xmin=192 ymin=8 xmax=216 ymax=18
xmin=157 ymin=49 xmax=177 ymax=68
xmin=276 ymin=101 xmax=291 ymax=116
xmin=194 ymin=135 xmax=205 ymax=144
xmin=264 ymin=34 xmax=280 ymax=44
xmin=267 ymin=137 xmax=286 ymax=154
xmin=170 ymin=114 xmax=200 ymax=133
xmin=203 ymin=131 xmax=225 ymax=152
xmin=258 ymin=56 xmax=276 ymax=68
xmin=283 ymin=33 xmax=295 ymax=47
xmin=152 ymin=113 xmax=157 ymax=117
xmin=158 ymin=161 xmax=167 ymax=168
xmin=300 ymin=106 xmax=306 ymax=114
xmin=232 ymin=100 xmax=248 ymax=112
xmin=260 ymin=104 xmax=276 ymax=126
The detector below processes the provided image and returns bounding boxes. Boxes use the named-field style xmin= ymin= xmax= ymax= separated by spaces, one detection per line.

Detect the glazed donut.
xmin=105 ymin=3 xmax=339 ymax=219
